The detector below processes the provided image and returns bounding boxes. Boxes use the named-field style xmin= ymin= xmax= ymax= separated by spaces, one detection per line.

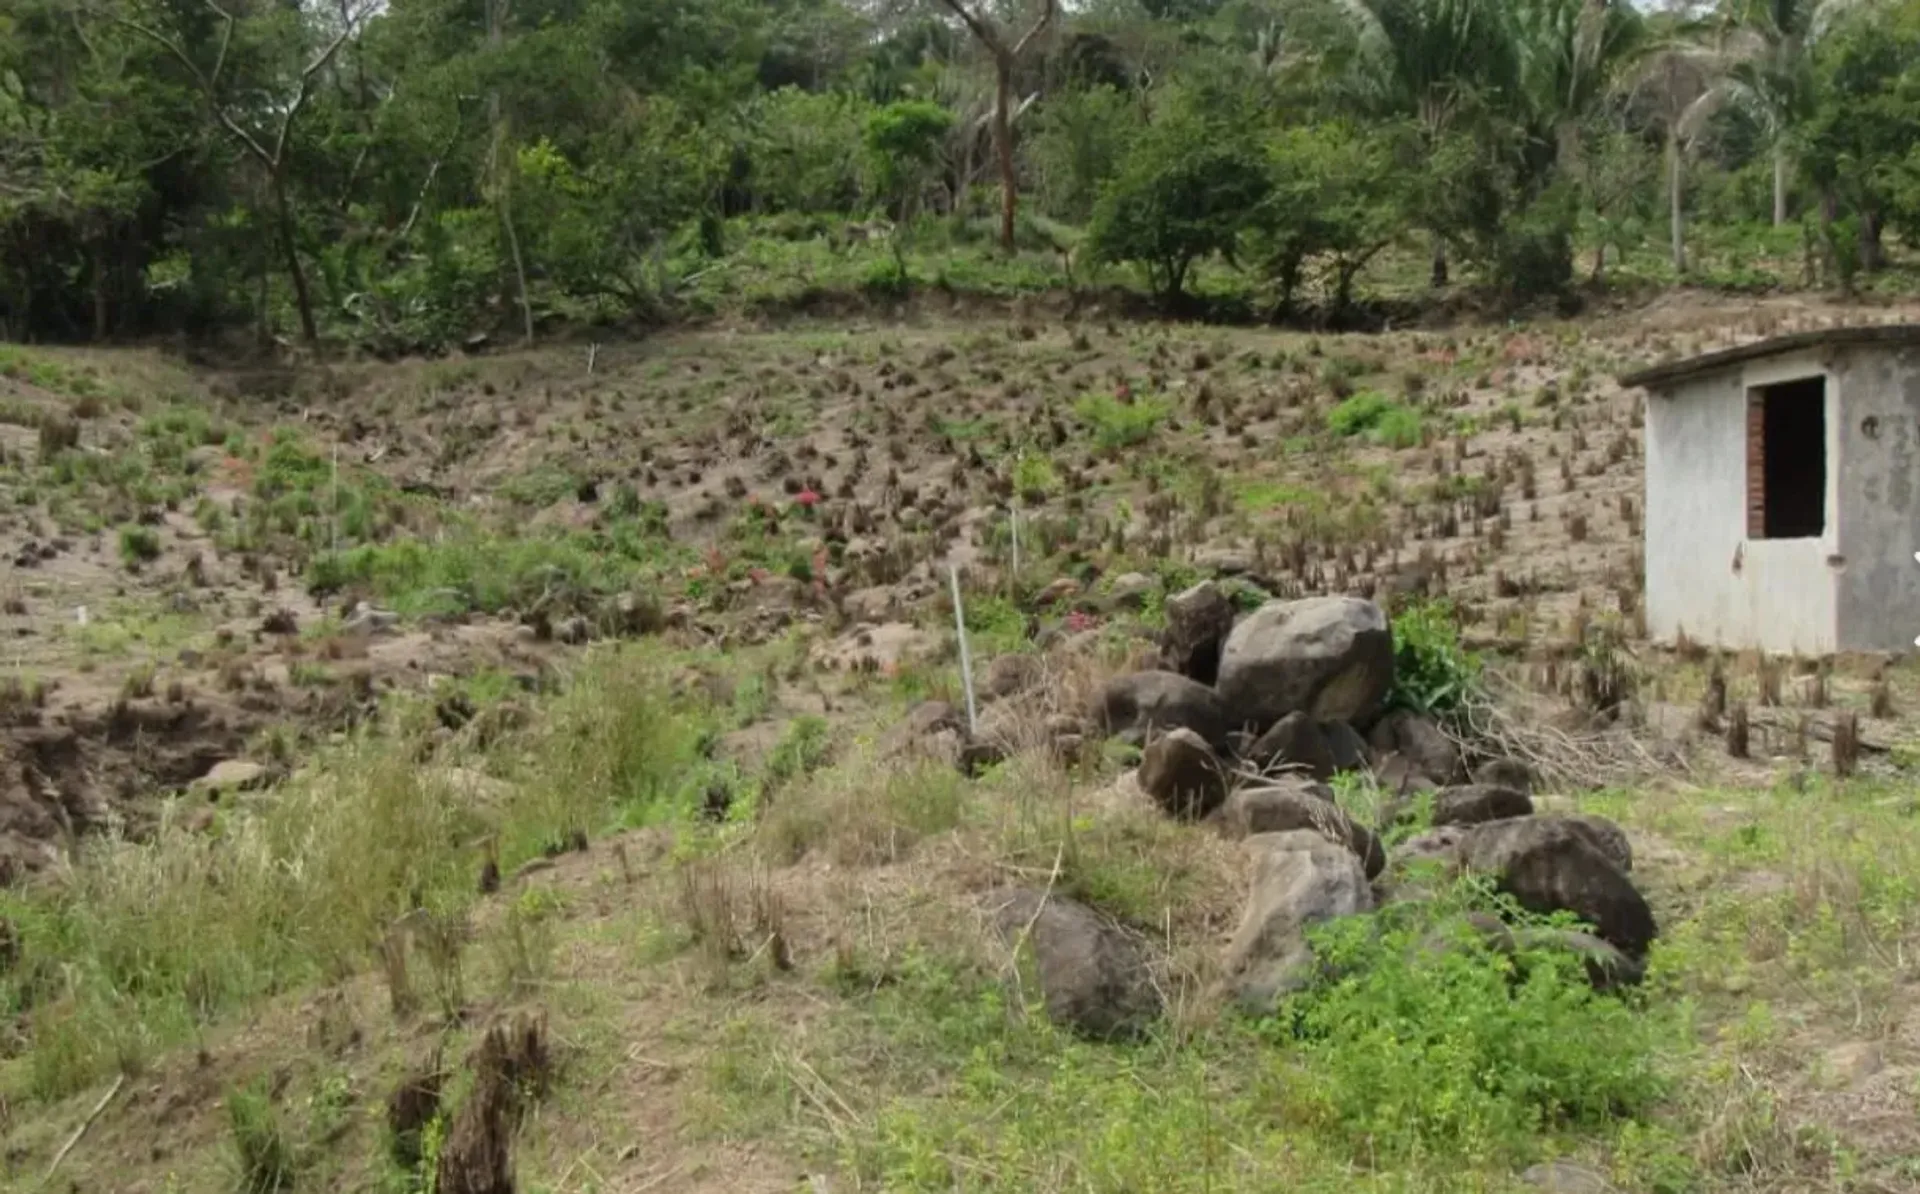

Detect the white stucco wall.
xmin=1833 ymin=344 xmax=1920 ymax=652
xmin=1643 ymin=348 xmax=1840 ymax=654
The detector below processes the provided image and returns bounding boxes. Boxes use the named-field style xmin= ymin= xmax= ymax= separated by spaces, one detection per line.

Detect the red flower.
xmin=796 ymin=488 xmax=821 ymax=507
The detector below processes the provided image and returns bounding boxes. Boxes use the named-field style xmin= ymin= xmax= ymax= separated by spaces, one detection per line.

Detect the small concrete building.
xmin=1621 ymin=325 xmax=1920 ymax=655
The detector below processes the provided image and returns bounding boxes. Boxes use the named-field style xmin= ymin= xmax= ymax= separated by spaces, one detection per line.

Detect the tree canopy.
xmin=4 ymin=0 xmax=1918 ymax=346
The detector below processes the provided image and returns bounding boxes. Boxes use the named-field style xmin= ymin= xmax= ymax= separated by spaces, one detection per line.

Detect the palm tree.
xmin=1623 ymin=24 xmax=1732 ymax=274
xmin=1513 ymin=0 xmax=1648 ymax=170
xmin=1313 ymin=0 xmax=1524 ymax=285
xmin=1716 ymin=0 xmax=1877 ymax=225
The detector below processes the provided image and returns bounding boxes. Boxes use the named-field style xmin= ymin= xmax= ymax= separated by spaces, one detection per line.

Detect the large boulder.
xmin=1518 ymin=814 xmax=1634 ymax=873
xmin=1216 ymin=597 xmax=1394 ymax=730
xmin=1092 ymin=670 xmax=1234 ymax=747
xmin=1460 ymin=818 xmax=1656 ymax=958
xmin=1245 ymin=712 xmax=1335 ymax=781
xmin=1218 ymin=783 xmax=1384 ymax=879
xmin=1371 ymin=752 xmax=1438 ymax=796
xmin=1366 ymin=709 xmax=1465 ymax=784
xmin=1161 ymin=581 xmax=1237 ymax=686
xmin=1138 ymin=728 xmax=1230 ymax=821
xmin=982 ymin=888 xmax=1162 ymax=1040
xmin=1223 ymin=830 xmax=1374 ymax=1013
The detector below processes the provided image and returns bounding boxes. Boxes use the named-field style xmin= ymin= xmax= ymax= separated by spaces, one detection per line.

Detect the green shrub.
xmin=1073 ymin=392 xmax=1173 ymax=450
xmin=227 ymin=1081 xmax=300 ymax=1193
xmin=1388 ymin=598 xmax=1482 ymax=719
xmin=117 ymin=524 xmax=162 ymax=565
xmin=1274 ymin=880 xmax=1683 ymax=1168
xmin=1326 ymin=391 xmax=1423 ymax=447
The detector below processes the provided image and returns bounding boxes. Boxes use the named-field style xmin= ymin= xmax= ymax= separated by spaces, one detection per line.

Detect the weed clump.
xmin=1327 ymin=391 xmax=1423 ymax=448
xmin=1387 ymin=599 xmax=1482 ymax=720
xmin=1273 ymin=882 xmax=1684 ymax=1168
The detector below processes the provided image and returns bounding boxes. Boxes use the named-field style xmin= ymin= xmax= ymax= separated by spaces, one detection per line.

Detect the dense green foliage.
xmin=6 ymin=0 xmax=1920 ymax=348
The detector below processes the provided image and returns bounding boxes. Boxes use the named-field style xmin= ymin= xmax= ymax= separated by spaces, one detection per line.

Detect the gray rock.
xmin=1432 ymin=784 xmax=1535 ymax=828
xmin=1371 ymin=751 xmax=1438 ymax=796
xmin=1219 ymin=783 xmax=1384 ymax=879
xmin=1473 ymin=757 xmax=1538 ymax=793
xmin=192 ymin=759 xmax=267 ymax=796
xmin=1367 ymin=709 xmax=1464 ymax=784
xmin=1224 ymin=830 xmax=1374 ymax=1013
xmin=1161 ymin=581 xmax=1236 ymax=686
xmin=1322 ymin=720 xmax=1370 ymax=773
xmin=1389 ymin=824 xmax=1468 ymax=872
xmin=1093 ymin=670 xmax=1235 ymax=747
xmin=1216 ymin=597 xmax=1394 ymax=729
xmin=1246 ymin=711 xmax=1335 ymax=781
xmin=1460 ymin=818 xmax=1657 ymax=958
xmin=1138 ymin=728 xmax=1230 ymax=821
xmin=983 ymin=888 xmax=1162 ymax=1040
xmin=1106 ymin=572 xmax=1157 ymax=609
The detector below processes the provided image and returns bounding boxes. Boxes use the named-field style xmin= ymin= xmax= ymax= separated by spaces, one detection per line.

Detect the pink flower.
xmin=796 ymin=488 xmax=821 ymax=507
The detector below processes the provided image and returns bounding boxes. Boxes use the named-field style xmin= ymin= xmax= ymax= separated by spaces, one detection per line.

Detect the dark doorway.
xmin=1747 ymin=377 xmax=1826 ymax=540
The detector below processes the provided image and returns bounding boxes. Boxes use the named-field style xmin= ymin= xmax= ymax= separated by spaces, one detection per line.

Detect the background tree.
xmin=929 ymin=0 xmax=1059 ymax=251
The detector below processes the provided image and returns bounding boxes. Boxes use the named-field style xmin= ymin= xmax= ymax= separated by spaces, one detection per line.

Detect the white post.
xmin=331 ymin=444 xmax=341 ymax=559
xmin=949 ymin=563 xmax=978 ymax=736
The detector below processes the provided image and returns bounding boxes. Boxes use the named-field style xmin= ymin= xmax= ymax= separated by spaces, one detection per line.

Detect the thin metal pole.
xmin=949 ymin=563 xmax=978 ymax=736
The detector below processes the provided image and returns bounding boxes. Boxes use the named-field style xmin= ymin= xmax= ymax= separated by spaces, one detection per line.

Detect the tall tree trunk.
xmin=1429 ymin=236 xmax=1448 ymax=288
xmin=1772 ymin=144 xmax=1788 ymax=227
xmin=1667 ymin=131 xmax=1686 ymax=276
xmin=993 ymin=55 xmax=1016 ymax=254
xmin=274 ymin=177 xmax=320 ymax=346
xmin=1860 ymin=208 xmax=1885 ymax=272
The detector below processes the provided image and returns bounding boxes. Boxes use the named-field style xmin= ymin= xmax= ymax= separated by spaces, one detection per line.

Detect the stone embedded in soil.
xmin=982 ymin=887 xmax=1162 ymax=1041
xmin=1216 ymin=596 xmax=1394 ymax=730
xmin=1138 ymin=728 xmax=1229 ymax=821
xmin=1218 ymin=782 xmax=1384 ymax=880
xmin=1460 ymin=817 xmax=1657 ymax=958
xmin=1160 ymin=580 xmax=1236 ymax=686
xmin=1223 ymin=829 xmax=1374 ymax=1013
xmin=1093 ymin=670 xmax=1234 ymax=748
xmin=1105 ymin=572 xmax=1156 ymax=609
xmin=1366 ymin=709 xmax=1464 ymax=784
xmin=1370 ymin=750 xmax=1438 ymax=796
xmin=1246 ymin=711 xmax=1336 ymax=781
xmin=192 ymin=759 xmax=268 ymax=795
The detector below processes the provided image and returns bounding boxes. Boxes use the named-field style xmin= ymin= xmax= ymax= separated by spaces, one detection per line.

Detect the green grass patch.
xmin=0 ymin=645 xmax=714 ymax=1103
xmin=1327 ymin=391 xmax=1425 ymax=449
xmin=1074 ymin=392 xmax=1174 ymax=450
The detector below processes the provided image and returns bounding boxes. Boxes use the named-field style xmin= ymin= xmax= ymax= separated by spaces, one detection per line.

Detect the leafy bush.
xmin=1326 ymin=391 xmax=1423 ymax=447
xmin=1029 ymin=85 xmax=1142 ymax=223
xmin=1388 ymin=598 xmax=1482 ymax=719
xmin=117 ymin=524 xmax=162 ymax=565
xmin=736 ymin=87 xmax=871 ymax=215
xmin=1073 ymin=391 xmax=1173 ymax=450
xmin=1275 ymin=880 xmax=1683 ymax=1168
xmin=1086 ymin=84 xmax=1269 ymax=304
xmin=864 ymin=101 xmax=954 ymax=221
xmin=1490 ymin=184 xmax=1578 ymax=304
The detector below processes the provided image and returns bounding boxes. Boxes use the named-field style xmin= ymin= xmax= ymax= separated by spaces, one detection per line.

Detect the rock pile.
xmin=894 ymin=589 xmax=1659 ymax=1039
